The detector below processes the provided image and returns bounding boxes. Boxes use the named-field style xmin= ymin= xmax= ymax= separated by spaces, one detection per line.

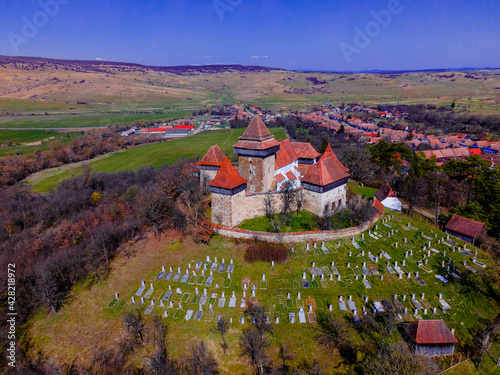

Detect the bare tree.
xmin=280 ymin=186 xmax=295 ymax=216
xmin=472 ymin=317 xmax=500 ymax=368
xmin=184 ymin=340 xmax=219 ymax=375
xmin=122 ymin=309 xmax=146 ymax=344
xmin=401 ymin=175 xmax=427 ymax=215
xmin=138 ymin=184 xmax=171 ymax=236
xmin=239 ymin=327 xmax=271 ymax=375
xmin=264 ymin=195 xmax=275 ymax=223
xmin=245 ymin=304 xmax=274 ymax=339
xmin=315 ymin=313 xmax=355 ymax=361
xmin=369 ymin=342 xmax=440 ymax=375
xmin=427 ymin=172 xmax=449 ymax=226
xmin=295 ymin=189 xmax=304 ymax=215
xmin=151 ymin=315 xmax=168 ymax=352
xmin=212 ymin=316 xmax=229 ymax=355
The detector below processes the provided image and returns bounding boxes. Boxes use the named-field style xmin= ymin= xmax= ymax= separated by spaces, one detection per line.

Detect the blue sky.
xmin=1 ymin=0 xmax=499 ymax=71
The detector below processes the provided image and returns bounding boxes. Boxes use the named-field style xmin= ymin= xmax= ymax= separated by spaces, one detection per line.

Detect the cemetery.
xmin=104 ymin=209 xmax=497 ymax=367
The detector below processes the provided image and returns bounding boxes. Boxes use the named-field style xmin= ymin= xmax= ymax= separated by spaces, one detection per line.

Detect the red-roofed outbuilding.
xmin=445 ymin=214 xmax=486 ymax=245
xmin=403 ymin=320 xmax=458 ymax=356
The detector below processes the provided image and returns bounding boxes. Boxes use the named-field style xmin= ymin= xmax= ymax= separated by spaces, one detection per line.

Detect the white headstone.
xmin=141 ymin=280 xmax=145 ymax=286
xmin=131 ymin=296 xmax=135 ymax=304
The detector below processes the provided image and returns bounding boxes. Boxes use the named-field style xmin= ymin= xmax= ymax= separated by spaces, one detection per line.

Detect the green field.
xmin=0 ymin=109 xmax=194 ymax=129
xmin=0 ymin=130 xmax=84 ymax=157
xmin=28 ymin=127 xmax=288 ymax=192
xmin=29 ymin=210 xmax=500 ymax=373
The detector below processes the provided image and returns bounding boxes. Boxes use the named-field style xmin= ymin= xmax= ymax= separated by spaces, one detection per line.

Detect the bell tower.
xmin=233 ymin=116 xmax=280 ymax=193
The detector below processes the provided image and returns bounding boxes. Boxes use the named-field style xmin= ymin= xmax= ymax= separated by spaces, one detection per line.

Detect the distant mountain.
xmin=0 ymin=55 xmax=284 ymax=75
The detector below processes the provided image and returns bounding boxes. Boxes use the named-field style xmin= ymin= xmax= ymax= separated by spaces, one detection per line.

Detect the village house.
xmin=200 ymin=116 xmax=350 ymax=227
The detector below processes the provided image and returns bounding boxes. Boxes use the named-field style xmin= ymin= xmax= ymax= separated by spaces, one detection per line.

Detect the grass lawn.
xmin=28 ymin=210 xmax=499 ymax=373
xmin=238 ymin=210 xmax=319 ymax=232
xmin=348 ymin=182 xmax=377 ymax=199
xmin=28 ymin=127 xmax=288 ymax=192
xmin=0 ymin=110 xmax=193 ymax=129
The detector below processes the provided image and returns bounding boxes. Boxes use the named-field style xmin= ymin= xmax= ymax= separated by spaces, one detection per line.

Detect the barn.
xmin=402 ymin=320 xmax=458 ymax=357
xmin=445 ymin=214 xmax=487 ymax=245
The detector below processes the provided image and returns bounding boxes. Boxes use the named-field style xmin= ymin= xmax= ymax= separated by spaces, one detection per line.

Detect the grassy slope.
xmin=28 ymin=127 xmax=288 ymax=192
xmin=28 ymin=210 xmax=499 ymax=374
xmin=348 ymin=182 xmax=377 ymax=199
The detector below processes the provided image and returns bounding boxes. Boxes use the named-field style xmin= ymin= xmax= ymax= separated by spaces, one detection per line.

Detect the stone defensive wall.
xmin=213 ymin=205 xmax=384 ymax=244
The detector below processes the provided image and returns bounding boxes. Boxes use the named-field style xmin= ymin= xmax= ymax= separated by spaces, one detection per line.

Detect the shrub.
xmin=244 ymin=242 xmax=289 ymax=264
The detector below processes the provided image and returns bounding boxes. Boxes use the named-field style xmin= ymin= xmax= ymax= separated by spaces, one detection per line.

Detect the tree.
xmin=264 ymin=195 xmax=275 ymax=223
xmin=400 ymin=175 xmax=427 ymax=214
xmin=245 ymin=304 xmax=274 ymax=339
xmin=368 ymin=342 xmax=440 ymax=375
xmin=427 ymin=171 xmax=449 ymax=226
xmin=212 ymin=316 xmax=230 ymax=356
xmin=239 ymin=327 xmax=271 ymax=375
xmin=138 ymin=184 xmax=171 ymax=236
xmin=296 ymin=189 xmax=304 ymax=215
xmin=184 ymin=340 xmax=219 ymax=375
xmin=472 ymin=317 xmax=500 ymax=368
xmin=315 ymin=313 xmax=355 ymax=361
xmin=122 ymin=309 xmax=146 ymax=344
xmin=279 ymin=186 xmax=295 ymax=216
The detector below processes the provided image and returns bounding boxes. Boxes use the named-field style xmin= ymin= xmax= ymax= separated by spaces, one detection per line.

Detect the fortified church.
xmin=198 ymin=116 xmax=350 ymax=227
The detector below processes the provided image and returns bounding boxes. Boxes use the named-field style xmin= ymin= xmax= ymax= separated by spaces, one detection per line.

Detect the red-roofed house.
xmin=198 ymin=145 xmax=227 ymax=188
xmin=445 ymin=214 xmax=486 ymax=245
xmin=402 ymin=320 xmax=458 ymax=356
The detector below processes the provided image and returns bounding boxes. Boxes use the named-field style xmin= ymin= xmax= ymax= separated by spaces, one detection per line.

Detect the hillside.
xmin=0 ymin=56 xmax=499 ymax=119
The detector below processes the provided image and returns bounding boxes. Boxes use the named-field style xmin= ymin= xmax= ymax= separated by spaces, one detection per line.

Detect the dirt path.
xmin=22 ymin=136 xmax=55 ymax=146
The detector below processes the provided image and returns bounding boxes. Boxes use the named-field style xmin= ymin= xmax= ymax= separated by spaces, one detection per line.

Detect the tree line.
xmin=0 ymin=161 xmax=212 ymax=372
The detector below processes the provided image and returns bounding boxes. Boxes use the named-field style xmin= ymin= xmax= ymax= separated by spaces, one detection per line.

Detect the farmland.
xmin=27 ymin=127 xmax=288 ymax=192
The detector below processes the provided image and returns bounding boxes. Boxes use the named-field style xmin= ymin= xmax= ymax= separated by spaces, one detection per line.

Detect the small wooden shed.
xmin=402 ymin=320 xmax=458 ymax=357
xmin=445 ymin=214 xmax=486 ymax=245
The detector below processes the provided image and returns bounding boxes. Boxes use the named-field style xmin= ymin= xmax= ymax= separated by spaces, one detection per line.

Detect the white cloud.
xmin=250 ymin=56 xmax=258 ymax=59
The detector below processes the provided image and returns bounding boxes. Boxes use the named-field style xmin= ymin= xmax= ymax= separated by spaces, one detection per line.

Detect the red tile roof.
xmin=275 ymin=173 xmax=285 ymax=182
xmin=286 ymin=171 xmax=297 ymax=181
xmin=302 ymin=156 xmax=350 ymax=186
xmin=198 ymin=145 xmax=226 ymax=166
xmin=233 ymin=138 xmax=280 ymax=150
xmin=374 ymin=183 xmax=396 ymax=201
xmin=405 ymin=320 xmax=458 ymax=345
xmin=238 ymin=115 xmax=274 ymax=142
xmin=208 ymin=158 xmax=247 ymax=190
xmin=292 ymin=142 xmax=320 ymax=160
xmin=469 ymin=148 xmax=482 ymax=156
xmin=275 ymin=139 xmax=298 ymax=169
xmin=445 ymin=214 xmax=486 ymax=239
xmin=320 ymin=143 xmax=337 ymax=160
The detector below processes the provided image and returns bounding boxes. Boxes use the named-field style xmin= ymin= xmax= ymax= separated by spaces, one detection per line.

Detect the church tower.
xmin=232 ymin=116 xmax=280 ymax=193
